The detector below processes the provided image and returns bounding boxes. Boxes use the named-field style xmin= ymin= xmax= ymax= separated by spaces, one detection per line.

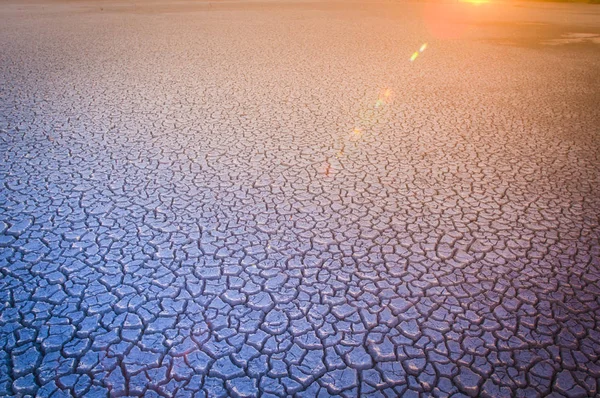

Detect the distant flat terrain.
xmin=1 ymin=1 xmax=599 ymax=397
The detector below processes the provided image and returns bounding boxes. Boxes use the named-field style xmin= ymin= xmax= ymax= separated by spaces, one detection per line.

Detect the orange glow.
xmin=422 ymin=1 xmax=491 ymax=39
xmin=459 ymin=0 xmax=489 ymax=5
xmin=423 ymin=4 xmax=469 ymax=40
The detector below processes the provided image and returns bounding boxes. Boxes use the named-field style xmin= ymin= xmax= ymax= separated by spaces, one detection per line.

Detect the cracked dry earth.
xmin=1 ymin=0 xmax=600 ymax=397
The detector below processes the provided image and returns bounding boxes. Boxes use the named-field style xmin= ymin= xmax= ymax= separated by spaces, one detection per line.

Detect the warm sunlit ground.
xmin=1 ymin=0 xmax=599 ymax=397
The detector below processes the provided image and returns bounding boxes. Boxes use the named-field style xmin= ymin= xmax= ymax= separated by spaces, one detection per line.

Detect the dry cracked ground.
xmin=1 ymin=0 xmax=600 ymax=397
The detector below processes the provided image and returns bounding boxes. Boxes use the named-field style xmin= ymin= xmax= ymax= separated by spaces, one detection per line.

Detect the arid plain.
xmin=1 ymin=0 xmax=600 ymax=396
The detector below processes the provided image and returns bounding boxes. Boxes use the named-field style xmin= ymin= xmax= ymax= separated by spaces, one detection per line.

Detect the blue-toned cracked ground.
xmin=1 ymin=1 xmax=600 ymax=397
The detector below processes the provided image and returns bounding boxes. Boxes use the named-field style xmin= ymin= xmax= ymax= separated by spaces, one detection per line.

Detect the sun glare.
xmin=459 ymin=0 xmax=490 ymax=5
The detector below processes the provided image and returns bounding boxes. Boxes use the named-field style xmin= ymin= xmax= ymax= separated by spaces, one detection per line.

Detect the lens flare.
xmin=375 ymin=88 xmax=393 ymax=107
xmin=411 ymin=43 xmax=428 ymax=62
xmin=350 ymin=127 xmax=363 ymax=142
